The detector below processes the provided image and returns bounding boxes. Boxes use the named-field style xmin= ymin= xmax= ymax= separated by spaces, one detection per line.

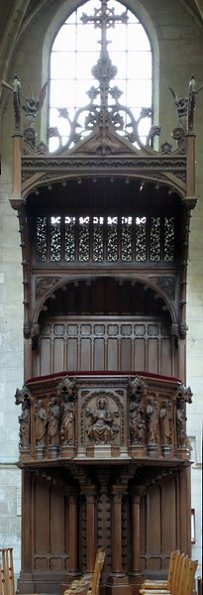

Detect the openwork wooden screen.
xmin=35 ymin=215 xmax=175 ymax=264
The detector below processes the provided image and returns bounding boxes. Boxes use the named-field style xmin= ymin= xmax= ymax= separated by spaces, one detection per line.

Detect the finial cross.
xmin=81 ymin=0 xmax=128 ymax=53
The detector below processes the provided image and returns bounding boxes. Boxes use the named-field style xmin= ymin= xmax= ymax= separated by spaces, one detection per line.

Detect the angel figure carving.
xmin=169 ymin=76 xmax=203 ymax=131
xmin=22 ymin=82 xmax=48 ymax=128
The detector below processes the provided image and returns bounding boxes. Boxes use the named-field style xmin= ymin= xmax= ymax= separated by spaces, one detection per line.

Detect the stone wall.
xmin=0 ymin=0 xmax=202 ymax=582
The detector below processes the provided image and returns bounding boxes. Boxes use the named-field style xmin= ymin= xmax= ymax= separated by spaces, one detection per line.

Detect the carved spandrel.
xmin=36 ymin=277 xmax=60 ymax=300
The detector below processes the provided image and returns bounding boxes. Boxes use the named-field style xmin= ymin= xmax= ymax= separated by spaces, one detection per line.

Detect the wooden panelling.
xmin=34 ymin=316 xmax=176 ymax=377
xmin=33 ymin=477 xmax=68 ymax=573
xmin=140 ymin=474 xmax=184 ymax=573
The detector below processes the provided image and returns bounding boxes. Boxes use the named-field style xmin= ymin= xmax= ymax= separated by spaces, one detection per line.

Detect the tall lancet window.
xmin=49 ymin=0 xmax=152 ymax=152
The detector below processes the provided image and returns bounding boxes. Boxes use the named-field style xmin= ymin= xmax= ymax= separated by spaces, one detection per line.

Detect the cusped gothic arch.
xmin=32 ymin=274 xmax=178 ymax=329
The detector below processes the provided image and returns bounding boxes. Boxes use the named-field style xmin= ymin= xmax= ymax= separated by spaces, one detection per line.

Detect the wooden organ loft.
xmin=8 ymin=4 xmax=198 ymax=595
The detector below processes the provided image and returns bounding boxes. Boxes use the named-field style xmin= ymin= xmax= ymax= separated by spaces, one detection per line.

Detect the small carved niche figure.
xmin=47 ymin=396 xmax=60 ymax=445
xmin=60 ymin=393 xmax=75 ymax=444
xmin=129 ymin=393 xmax=146 ymax=445
xmin=19 ymin=397 xmax=30 ymax=449
xmin=159 ymin=399 xmax=172 ymax=446
xmin=146 ymin=397 xmax=159 ymax=446
xmin=35 ymin=399 xmax=47 ymax=446
xmin=86 ymin=395 xmax=118 ymax=444
xmin=176 ymin=396 xmax=187 ymax=448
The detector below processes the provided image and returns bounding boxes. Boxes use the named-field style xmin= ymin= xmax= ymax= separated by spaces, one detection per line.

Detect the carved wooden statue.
xmin=146 ymin=397 xmax=159 ymax=446
xmin=159 ymin=399 xmax=173 ymax=446
xmin=19 ymin=397 xmax=30 ymax=449
xmin=35 ymin=399 xmax=47 ymax=446
xmin=86 ymin=395 xmax=118 ymax=444
xmin=47 ymin=396 xmax=60 ymax=446
xmin=60 ymin=394 xmax=75 ymax=444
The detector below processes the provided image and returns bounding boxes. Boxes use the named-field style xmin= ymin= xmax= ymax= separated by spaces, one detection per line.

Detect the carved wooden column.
xmin=107 ymin=484 xmax=129 ymax=595
xmin=84 ymin=485 xmax=97 ymax=573
xmin=17 ymin=470 xmax=35 ymax=593
xmin=179 ymin=467 xmax=191 ymax=556
xmin=12 ymin=132 xmax=22 ymax=200
xmin=68 ymin=491 xmax=79 ymax=575
xmin=112 ymin=485 xmax=123 ymax=575
xmin=130 ymin=489 xmax=141 ymax=574
xmin=129 ymin=486 xmax=145 ymax=595
xmin=186 ymin=133 xmax=196 ymax=200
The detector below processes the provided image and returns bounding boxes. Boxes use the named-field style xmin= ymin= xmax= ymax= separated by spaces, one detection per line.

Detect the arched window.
xmin=49 ymin=0 xmax=152 ymax=152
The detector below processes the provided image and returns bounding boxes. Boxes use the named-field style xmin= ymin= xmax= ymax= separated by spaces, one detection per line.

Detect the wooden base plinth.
xmin=106 ymin=573 xmax=131 ymax=595
xmin=17 ymin=571 xmax=66 ymax=594
xmin=129 ymin=572 xmax=144 ymax=595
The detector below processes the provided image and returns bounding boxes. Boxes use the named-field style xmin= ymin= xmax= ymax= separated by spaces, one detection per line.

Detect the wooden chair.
xmin=140 ymin=551 xmax=185 ymax=595
xmin=0 ymin=548 xmax=15 ymax=595
xmin=64 ymin=547 xmax=105 ymax=595
xmin=88 ymin=548 xmax=105 ymax=595
xmin=197 ymin=576 xmax=202 ymax=595
xmin=140 ymin=554 xmax=198 ymax=595
xmin=0 ymin=565 xmax=3 ymax=595
xmin=141 ymin=550 xmax=179 ymax=591
xmin=184 ymin=559 xmax=198 ymax=595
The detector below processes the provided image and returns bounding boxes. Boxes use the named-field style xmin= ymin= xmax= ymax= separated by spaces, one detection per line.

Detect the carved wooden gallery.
xmin=10 ymin=3 xmax=197 ymax=594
